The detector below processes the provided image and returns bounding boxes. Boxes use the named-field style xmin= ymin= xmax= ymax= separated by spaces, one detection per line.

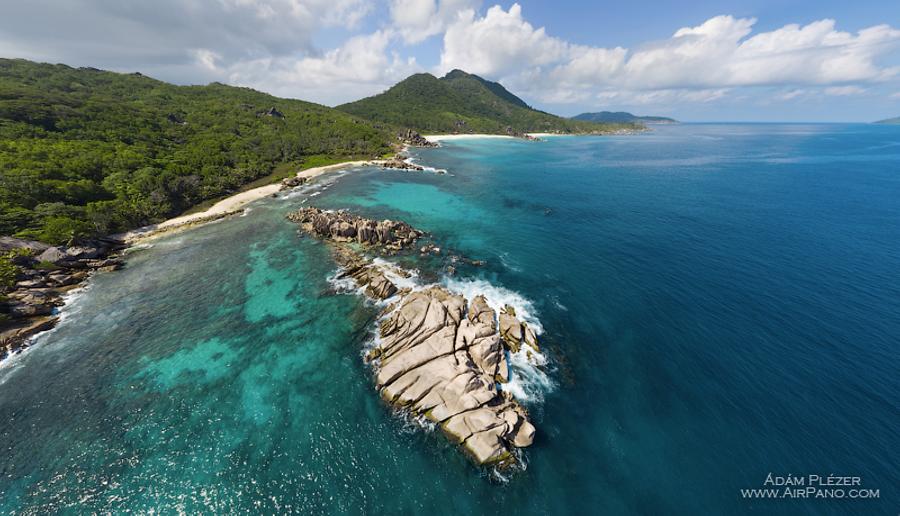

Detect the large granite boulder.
xmin=37 ymin=247 xmax=66 ymax=264
xmin=280 ymin=176 xmax=306 ymax=190
xmin=498 ymin=305 xmax=540 ymax=354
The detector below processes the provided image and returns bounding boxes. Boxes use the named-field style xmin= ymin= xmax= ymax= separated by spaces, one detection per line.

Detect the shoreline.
xmin=2 ymin=158 xmax=379 ymax=361
xmin=2 ymin=150 xmax=442 ymax=362
xmin=425 ymin=128 xmax=646 ymax=142
xmin=424 ymin=133 xmax=555 ymax=141
xmin=424 ymin=134 xmax=518 ymax=141
xmin=119 ymin=159 xmax=375 ymax=243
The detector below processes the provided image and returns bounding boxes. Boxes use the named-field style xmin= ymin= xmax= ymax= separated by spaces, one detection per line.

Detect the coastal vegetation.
xmin=873 ymin=116 xmax=900 ymax=124
xmin=337 ymin=70 xmax=633 ymax=134
xmin=0 ymin=58 xmax=393 ymax=244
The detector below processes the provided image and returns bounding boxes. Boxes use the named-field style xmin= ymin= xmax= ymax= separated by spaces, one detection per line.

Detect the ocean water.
xmin=1 ymin=124 xmax=898 ymax=514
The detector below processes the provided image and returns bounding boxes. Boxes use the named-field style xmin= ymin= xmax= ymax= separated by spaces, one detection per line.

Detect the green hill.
xmin=0 ymin=58 xmax=393 ymax=243
xmin=337 ymin=70 xmax=628 ymax=134
xmin=574 ymin=111 xmax=677 ymax=124
xmin=873 ymin=116 xmax=900 ymax=124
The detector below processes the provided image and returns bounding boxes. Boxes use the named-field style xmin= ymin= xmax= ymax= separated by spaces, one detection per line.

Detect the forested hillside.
xmin=337 ymin=70 xmax=630 ymax=134
xmin=0 ymin=59 xmax=392 ymax=243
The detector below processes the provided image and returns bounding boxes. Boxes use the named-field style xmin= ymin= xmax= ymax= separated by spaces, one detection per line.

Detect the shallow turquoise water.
xmin=1 ymin=125 xmax=898 ymax=514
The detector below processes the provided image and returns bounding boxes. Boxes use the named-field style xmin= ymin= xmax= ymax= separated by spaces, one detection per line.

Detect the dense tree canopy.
xmin=0 ymin=59 xmax=393 ymax=243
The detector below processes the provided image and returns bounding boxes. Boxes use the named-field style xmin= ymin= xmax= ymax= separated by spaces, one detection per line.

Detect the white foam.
xmin=124 ymin=242 xmax=154 ymax=254
xmin=403 ymin=155 xmax=449 ymax=175
xmin=326 ymin=269 xmax=366 ymax=297
xmin=0 ymin=281 xmax=95 ymax=378
xmin=497 ymin=252 xmax=523 ymax=272
xmin=443 ymin=278 xmax=543 ymax=334
xmin=502 ymin=347 xmax=553 ymax=404
xmin=370 ymin=258 xmax=421 ymax=292
xmin=327 ymin=259 xmax=423 ymax=309
xmin=394 ymin=409 xmax=437 ymax=435
xmin=442 ymin=277 xmax=554 ymax=404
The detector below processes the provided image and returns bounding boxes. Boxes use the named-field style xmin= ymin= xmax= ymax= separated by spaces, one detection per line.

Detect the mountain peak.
xmin=442 ymin=69 xmax=472 ymax=80
xmin=336 ymin=70 xmax=613 ymax=134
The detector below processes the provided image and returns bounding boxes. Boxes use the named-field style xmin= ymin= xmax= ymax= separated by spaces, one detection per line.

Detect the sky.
xmin=1 ymin=0 xmax=899 ymax=121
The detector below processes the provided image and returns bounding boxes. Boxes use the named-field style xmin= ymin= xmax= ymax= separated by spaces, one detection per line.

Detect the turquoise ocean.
xmin=0 ymin=124 xmax=898 ymax=514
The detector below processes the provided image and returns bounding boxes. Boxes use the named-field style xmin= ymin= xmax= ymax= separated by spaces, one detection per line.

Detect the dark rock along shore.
xmin=0 ymin=236 xmax=126 ymax=359
xmin=286 ymin=207 xmax=540 ymax=466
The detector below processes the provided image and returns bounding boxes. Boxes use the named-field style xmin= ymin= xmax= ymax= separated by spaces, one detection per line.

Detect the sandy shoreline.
xmin=423 ymin=133 xmax=560 ymax=141
xmin=424 ymin=134 xmax=516 ymax=141
xmin=119 ymin=160 xmax=373 ymax=243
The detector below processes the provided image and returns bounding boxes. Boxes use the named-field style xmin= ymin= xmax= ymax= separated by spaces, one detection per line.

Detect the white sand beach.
xmin=423 ymin=134 xmax=517 ymax=142
xmin=424 ymin=133 xmax=560 ymax=142
xmin=120 ymin=160 xmax=373 ymax=243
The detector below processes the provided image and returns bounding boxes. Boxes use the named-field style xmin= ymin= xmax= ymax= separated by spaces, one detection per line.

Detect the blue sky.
xmin=2 ymin=0 xmax=898 ymax=121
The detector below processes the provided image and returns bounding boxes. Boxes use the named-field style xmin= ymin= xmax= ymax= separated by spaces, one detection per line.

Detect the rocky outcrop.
xmin=499 ymin=305 xmax=541 ymax=355
xmin=1 ymin=238 xmax=127 ymax=360
xmin=0 ymin=237 xmax=50 ymax=253
xmin=259 ymin=106 xmax=285 ymax=119
xmin=166 ymin=113 xmax=187 ymax=125
xmin=287 ymin=207 xmax=541 ymax=466
xmin=374 ymin=285 xmax=533 ymax=465
xmin=380 ymin=157 xmax=425 ymax=171
xmin=286 ymin=207 xmax=424 ymax=251
xmin=279 ymin=175 xmax=307 ymax=191
xmin=332 ymin=246 xmax=401 ymax=300
xmin=504 ymin=126 xmax=541 ymax=141
xmin=398 ymin=129 xmax=438 ymax=148
xmin=333 ymin=251 xmax=534 ymax=465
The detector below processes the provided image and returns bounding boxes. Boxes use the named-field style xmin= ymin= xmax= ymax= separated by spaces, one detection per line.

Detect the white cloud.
xmin=583 ymin=88 xmax=731 ymax=107
xmin=438 ymin=5 xmax=900 ymax=107
xmin=439 ymin=4 xmax=568 ymax=77
xmin=892 ymin=91 xmax=900 ymax=99
xmin=192 ymin=49 xmax=222 ymax=72
xmin=0 ymin=0 xmax=373 ymax=77
xmin=223 ymin=30 xmax=420 ymax=105
xmin=390 ymin=0 xmax=480 ymax=44
xmin=824 ymin=85 xmax=867 ymax=96
xmin=779 ymin=89 xmax=809 ymax=101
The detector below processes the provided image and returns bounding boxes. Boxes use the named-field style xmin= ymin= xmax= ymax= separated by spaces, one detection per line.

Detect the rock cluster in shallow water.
xmin=287 ymin=207 xmax=424 ymax=251
xmin=0 ymin=237 xmax=126 ymax=359
xmin=380 ymin=157 xmax=425 ymax=171
xmin=287 ymin=208 xmax=540 ymax=466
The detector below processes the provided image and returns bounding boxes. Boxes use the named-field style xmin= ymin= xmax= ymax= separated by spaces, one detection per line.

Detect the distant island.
xmin=573 ymin=111 xmax=677 ymax=124
xmin=873 ymin=116 xmax=900 ymax=124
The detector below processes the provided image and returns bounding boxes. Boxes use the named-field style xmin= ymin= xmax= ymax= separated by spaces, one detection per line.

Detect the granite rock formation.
xmin=287 ymin=208 xmax=539 ymax=466
xmin=287 ymin=207 xmax=424 ymax=251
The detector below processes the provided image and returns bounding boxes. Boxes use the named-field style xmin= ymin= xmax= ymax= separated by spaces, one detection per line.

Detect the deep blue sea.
xmin=1 ymin=124 xmax=898 ymax=514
